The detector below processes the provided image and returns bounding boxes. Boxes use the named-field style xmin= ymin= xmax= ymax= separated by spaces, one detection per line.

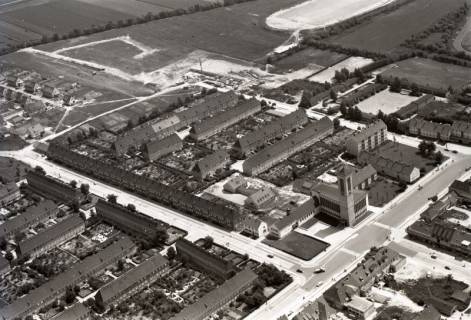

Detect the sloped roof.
xmin=194 ymin=150 xmax=230 ymax=177
xmin=273 ymin=198 xmax=315 ymax=231
xmin=352 ymin=164 xmax=377 ymax=187
xmin=52 ymin=303 xmax=89 ymax=320
xmin=97 ymin=253 xmax=168 ymax=304
xmin=145 ymin=133 xmax=182 ymax=157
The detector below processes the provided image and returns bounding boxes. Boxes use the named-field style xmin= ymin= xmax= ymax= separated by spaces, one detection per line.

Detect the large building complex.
xmin=234 ymin=109 xmax=308 ymax=156
xmin=409 ymin=117 xmax=471 ymax=144
xmin=114 ymin=91 xmax=239 ymax=155
xmin=0 ymin=237 xmax=136 ymax=320
xmin=95 ymin=253 xmax=169 ymax=309
xmin=190 ymin=98 xmax=261 ymax=141
xmin=346 ymin=120 xmax=387 ymax=157
xmin=243 ymin=117 xmax=333 ymax=176
xmin=169 ymin=269 xmax=258 ymax=320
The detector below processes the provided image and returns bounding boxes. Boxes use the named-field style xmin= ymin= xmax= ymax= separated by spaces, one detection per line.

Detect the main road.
xmin=2 ymin=139 xmax=471 ymax=319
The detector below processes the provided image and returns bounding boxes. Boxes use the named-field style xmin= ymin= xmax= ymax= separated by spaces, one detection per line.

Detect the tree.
xmin=34 ymin=166 xmax=45 ymax=175
xmin=333 ymin=118 xmax=340 ymax=129
xmin=80 ymin=183 xmax=90 ymax=195
xmin=107 ymin=194 xmax=117 ymax=204
xmin=339 ymin=102 xmax=347 ymax=117
xmin=202 ymin=236 xmax=214 ymax=249
xmin=152 ymin=227 xmax=168 ymax=247
xmin=126 ymin=204 xmax=136 ymax=212
xmin=329 ymin=89 xmax=338 ymax=102
xmin=390 ymin=77 xmax=402 ymax=93
xmin=71 ymin=199 xmax=80 ymax=213
xmin=166 ymin=246 xmax=176 ymax=260
xmin=69 ymin=180 xmax=77 ymax=188
xmin=410 ymin=83 xmax=421 ymax=96
xmin=0 ymin=237 xmax=7 ymax=251
xmin=298 ymin=92 xmax=312 ymax=109
xmin=418 ymin=140 xmax=428 ymax=156
xmin=435 ymin=151 xmax=444 ymax=164
xmin=64 ymin=286 xmax=76 ymax=304
xmin=5 ymin=251 xmax=13 ymax=261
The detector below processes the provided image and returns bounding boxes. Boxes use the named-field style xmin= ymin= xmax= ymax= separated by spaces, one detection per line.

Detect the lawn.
xmin=309 ymin=56 xmax=373 ymax=83
xmin=263 ymin=231 xmax=329 ymax=260
xmin=375 ymin=141 xmax=439 ymax=174
xmin=326 ymin=0 xmax=466 ymax=53
xmin=367 ymin=177 xmax=402 ymax=207
xmin=356 ymin=90 xmax=419 ymax=116
xmin=381 ymin=57 xmax=471 ymax=91
xmin=272 ymin=48 xmax=348 ymax=73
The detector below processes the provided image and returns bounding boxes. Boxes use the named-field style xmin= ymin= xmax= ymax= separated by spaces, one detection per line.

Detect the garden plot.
xmin=309 ymin=57 xmax=374 ymax=83
xmin=266 ymin=0 xmax=395 ymax=31
xmin=355 ymin=90 xmax=419 ymax=115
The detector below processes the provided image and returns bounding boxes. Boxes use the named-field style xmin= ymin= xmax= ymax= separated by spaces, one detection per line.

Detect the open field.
xmin=381 ymin=57 xmax=471 ymax=91
xmin=266 ymin=0 xmax=394 ymax=31
xmin=355 ymin=90 xmax=419 ymax=115
xmin=263 ymin=232 xmax=329 ymax=260
xmin=272 ymin=48 xmax=347 ymax=73
xmin=326 ymin=0 xmax=467 ymax=53
xmin=308 ymin=56 xmax=373 ymax=83
xmin=39 ymin=0 xmax=304 ymax=63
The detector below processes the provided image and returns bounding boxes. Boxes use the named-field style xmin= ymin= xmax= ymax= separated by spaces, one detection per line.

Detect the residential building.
xmin=175 ymin=239 xmax=237 ymax=280
xmin=144 ymin=133 xmax=183 ymax=162
xmin=190 ymin=98 xmax=261 ymax=141
xmin=451 ymin=120 xmax=471 ymax=144
xmin=223 ymin=175 xmax=247 ymax=193
xmin=169 ymin=269 xmax=258 ymax=320
xmin=95 ymin=254 xmax=169 ymax=308
xmin=358 ymin=152 xmax=420 ymax=183
xmin=344 ymin=295 xmax=375 ymax=320
xmin=324 ymin=247 xmax=405 ymax=310
xmin=409 ymin=117 xmax=452 ymax=141
xmin=17 ymin=214 xmax=85 ymax=258
xmin=52 ymin=303 xmax=90 ymax=320
xmin=0 ymin=200 xmax=58 ymax=239
xmin=42 ymin=81 xmax=60 ymax=98
xmin=243 ymin=117 xmax=333 ymax=176
xmin=449 ymin=180 xmax=471 ymax=201
xmin=269 ymin=198 xmax=316 ymax=239
xmin=0 ymin=256 xmax=10 ymax=276
xmin=346 ymin=120 xmax=387 ymax=157
xmin=6 ymin=75 xmax=20 ymax=88
xmin=407 ymin=221 xmax=471 ymax=257
xmin=12 ymin=121 xmax=44 ymax=139
xmin=241 ymin=216 xmax=268 ymax=238
xmin=0 ymin=182 xmax=20 ymax=207
xmin=113 ymin=91 xmax=238 ymax=155
xmin=193 ymin=150 xmax=230 ymax=179
xmin=235 ymin=109 xmax=308 ymax=156
xmin=312 ymin=165 xmax=369 ymax=227
xmin=245 ymin=188 xmax=276 ymax=210
xmin=420 ymin=193 xmax=457 ymax=222
xmin=351 ymin=164 xmax=377 ymax=190
xmin=47 ymin=143 xmax=244 ymax=230
xmin=24 ymin=80 xmax=39 ymax=94
xmin=26 ymin=171 xmax=84 ymax=205
xmin=95 ymin=199 xmax=166 ymax=241
xmin=0 ymin=237 xmax=136 ymax=320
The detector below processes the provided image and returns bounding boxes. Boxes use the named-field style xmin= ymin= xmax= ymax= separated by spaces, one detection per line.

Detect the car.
xmin=316 ymin=281 xmax=324 ymax=287
xmin=431 ymin=254 xmax=437 ymax=259
xmin=314 ymin=267 xmax=326 ymax=274
xmin=296 ymin=269 xmax=303 ymax=273
xmin=267 ymin=254 xmax=274 ymax=258
xmin=445 ymin=266 xmax=451 ymax=270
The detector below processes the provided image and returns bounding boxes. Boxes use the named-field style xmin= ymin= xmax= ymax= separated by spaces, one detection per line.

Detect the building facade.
xmin=346 ymin=120 xmax=387 ymax=157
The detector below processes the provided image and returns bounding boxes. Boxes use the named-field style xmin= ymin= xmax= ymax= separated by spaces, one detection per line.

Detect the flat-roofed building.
xmin=18 ymin=214 xmax=85 ymax=258
xmin=243 ymin=117 xmax=333 ymax=176
xmin=95 ymin=253 xmax=169 ymax=308
xmin=346 ymin=120 xmax=387 ymax=157
xmin=169 ymin=269 xmax=258 ymax=320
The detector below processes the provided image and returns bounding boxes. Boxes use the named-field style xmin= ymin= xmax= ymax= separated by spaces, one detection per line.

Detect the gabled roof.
xmin=97 ymin=253 xmax=168 ymax=304
xmin=52 ymin=303 xmax=89 ymax=320
xmin=193 ymin=150 xmax=230 ymax=177
xmin=273 ymin=198 xmax=315 ymax=230
xmin=352 ymin=164 xmax=377 ymax=187
xmin=145 ymin=133 xmax=182 ymax=157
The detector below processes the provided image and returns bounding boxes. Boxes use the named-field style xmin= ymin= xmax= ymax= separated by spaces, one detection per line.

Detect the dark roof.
xmin=273 ymin=198 xmax=315 ymax=230
xmin=18 ymin=214 xmax=84 ymax=256
xmin=97 ymin=253 xmax=168 ymax=304
xmin=170 ymin=269 xmax=258 ymax=320
xmin=237 ymin=109 xmax=308 ymax=153
xmin=145 ymin=133 xmax=182 ymax=159
xmin=0 ymin=255 xmax=9 ymax=273
xmin=0 ymin=237 xmax=135 ymax=320
xmin=450 ymin=180 xmax=471 ymax=197
xmin=0 ymin=200 xmax=58 ymax=238
xmin=0 ymin=182 xmax=19 ymax=200
xmin=414 ymin=305 xmax=441 ymax=320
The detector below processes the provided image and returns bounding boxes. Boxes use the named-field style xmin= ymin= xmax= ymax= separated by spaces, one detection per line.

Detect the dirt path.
xmin=453 ymin=11 xmax=471 ymax=55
